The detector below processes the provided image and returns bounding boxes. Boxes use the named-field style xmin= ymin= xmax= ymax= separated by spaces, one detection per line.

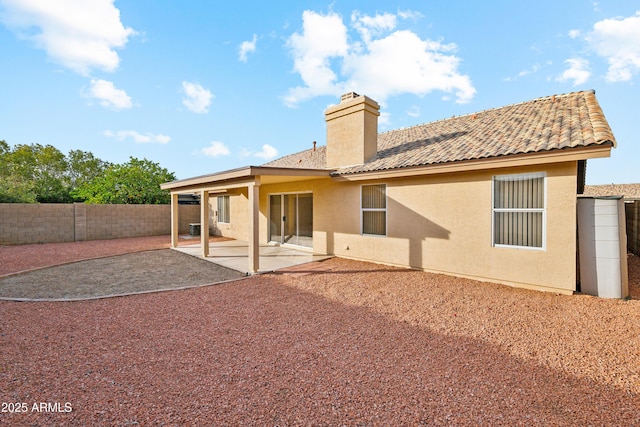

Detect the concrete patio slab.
xmin=174 ymin=239 xmax=333 ymax=274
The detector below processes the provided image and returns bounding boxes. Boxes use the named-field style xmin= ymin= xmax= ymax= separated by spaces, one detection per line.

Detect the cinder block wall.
xmin=0 ymin=203 xmax=75 ymax=244
xmin=0 ymin=203 xmax=200 ymax=245
xmin=85 ymin=204 xmax=168 ymax=240
xmin=177 ymin=205 xmax=200 ymax=234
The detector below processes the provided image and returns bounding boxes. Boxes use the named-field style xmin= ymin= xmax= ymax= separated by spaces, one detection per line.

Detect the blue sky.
xmin=0 ymin=1 xmax=638 ymax=184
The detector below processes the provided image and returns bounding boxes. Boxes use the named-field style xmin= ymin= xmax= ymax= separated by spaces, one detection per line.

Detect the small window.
xmin=361 ymin=184 xmax=386 ymax=236
xmin=492 ymin=173 xmax=545 ymax=248
xmin=217 ymin=195 xmax=230 ymax=223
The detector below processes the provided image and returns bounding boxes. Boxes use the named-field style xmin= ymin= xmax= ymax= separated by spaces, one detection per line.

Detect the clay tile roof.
xmin=583 ymin=184 xmax=640 ymax=199
xmin=263 ymin=145 xmax=327 ymax=169
xmin=263 ymin=90 xmax=616 ymax=175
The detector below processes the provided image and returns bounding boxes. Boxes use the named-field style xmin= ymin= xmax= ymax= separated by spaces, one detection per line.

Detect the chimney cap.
xmin=340 ymin=92 xmax=360 ymax=103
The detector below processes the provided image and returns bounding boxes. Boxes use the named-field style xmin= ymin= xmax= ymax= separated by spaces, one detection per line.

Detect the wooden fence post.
xmin=628 ymin=200 xmax=639 ymax=256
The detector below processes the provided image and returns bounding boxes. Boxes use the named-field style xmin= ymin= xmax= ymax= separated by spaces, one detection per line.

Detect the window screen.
xmin=361 ymin=184 xmax=386 ymax=236
xmin=493 ymin=173 xmax=545 ymax=248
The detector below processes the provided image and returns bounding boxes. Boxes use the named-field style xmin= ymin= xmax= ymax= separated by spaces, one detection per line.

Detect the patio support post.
xmin=170 ymin=193 xmax=179 ymax=248
xmin=248 ymin=179 xmax=260 ymax=273
xmin=200 ymin=190 xmax=210 ymax=257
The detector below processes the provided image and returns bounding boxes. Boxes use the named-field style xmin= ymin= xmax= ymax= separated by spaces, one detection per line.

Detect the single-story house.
xmin=161 ymin=90 xmax=616 ymax=294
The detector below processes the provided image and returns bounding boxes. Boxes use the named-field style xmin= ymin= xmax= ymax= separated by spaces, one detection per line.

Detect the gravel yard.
xmin=0 ymin=250 xmax=245 ymax=300
xmin=0 ymin=239 xmax=639 ymax=425
xmin=0 ymin=236 xmax=172 ymax=276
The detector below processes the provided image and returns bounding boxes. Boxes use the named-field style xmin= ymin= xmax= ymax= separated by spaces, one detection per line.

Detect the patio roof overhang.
xmin=162 ymin=166 xmax=331 ymax=275
xmin=161 ymin=165 xmax=332 ymax=194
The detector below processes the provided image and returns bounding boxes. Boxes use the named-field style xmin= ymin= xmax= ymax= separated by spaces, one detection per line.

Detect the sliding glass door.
xmin=269 ymin=193 xmax=313 ymax=248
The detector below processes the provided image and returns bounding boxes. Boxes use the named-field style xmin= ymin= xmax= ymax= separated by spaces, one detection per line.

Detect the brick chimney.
xmin=324 ymin=92 xmax=380 ymax=168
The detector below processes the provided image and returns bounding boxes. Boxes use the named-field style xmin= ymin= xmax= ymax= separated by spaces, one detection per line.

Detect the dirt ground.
xmin=0 ymin=235 xmax=232 ymax=277
xmin=0 ymin=249 xmax=245 ymax=300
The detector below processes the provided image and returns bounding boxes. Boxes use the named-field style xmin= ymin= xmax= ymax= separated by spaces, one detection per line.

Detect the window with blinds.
xmin=492 ymin=173 xmax=545 ymax=248
xmin=217 ymin=195 xmax=230 ymax=223
xmin=361 ymin=184 xmax=386 ymax=236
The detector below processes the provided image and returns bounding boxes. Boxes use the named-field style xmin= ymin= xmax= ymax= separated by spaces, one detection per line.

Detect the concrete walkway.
xmin=174 ymin=239 xmax=333 ymax=274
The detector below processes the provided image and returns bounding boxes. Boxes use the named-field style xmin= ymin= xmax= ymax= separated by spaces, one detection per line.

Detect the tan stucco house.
xmin=161 ymin=90 xmax=616 ymax=294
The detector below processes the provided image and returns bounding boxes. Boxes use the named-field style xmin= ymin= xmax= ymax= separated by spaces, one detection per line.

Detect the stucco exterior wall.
xmin=249 ymin=161 xmax=579 ymax=294
xmin=211 ymin=189 xmax=250 ymax=241
xmin=376 ymin=162 xmax=578 ymax=293
xmin=258 ymin=179 xmax=328 ymax=247
xmin=325 ymin=96 xmax=380 ymax=168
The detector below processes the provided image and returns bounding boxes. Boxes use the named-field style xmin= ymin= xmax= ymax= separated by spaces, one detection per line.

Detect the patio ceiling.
xmin=162 ymin=166 xmax=331 ymax=275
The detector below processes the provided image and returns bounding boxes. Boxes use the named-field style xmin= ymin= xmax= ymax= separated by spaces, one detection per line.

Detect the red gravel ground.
xmin=0 ymin=236 xmax=172 ymax=276
xmin=0 ymin=235 xmax=229 ymax=277
xmin=0 ymin=240 xmax=639 ymax=425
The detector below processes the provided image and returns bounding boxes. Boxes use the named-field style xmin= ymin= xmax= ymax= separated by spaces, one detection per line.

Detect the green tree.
xmin=73 ymin=157 xmax=175 ymax=204
xmin=0 ymin=140 xmax=37 ymax=202
xmin=6 ymin=144 xmax=71 ymax=202
xmin=0 ymin=142 xmax=41 ymax=202
xmin=67 ymin=150 xmax=110 ymax=193
xmin=0 ymin=140 xmax=8 ymax=160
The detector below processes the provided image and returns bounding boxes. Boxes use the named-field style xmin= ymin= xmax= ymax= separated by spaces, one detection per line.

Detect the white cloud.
xmin=378 ymin=111 xmax=391 ymax=128
xmin=0 ymin=0 xmax=135 ymax=75
xmin=201 ymin=141 xmax=230 ymax=158
xmin=182 ymin=81 xmax=213 ymax=113
xmin=568 ymin=29 xmax=581 ymax=39
xmin=284 ymin=10 xmax=475 ymax=107
xmin=86 ymin=78 xmax=132 ymax=110
xmin=406 ymin=106 xmax=420 ymax=118
xmin=556 ymin=58 xmax=591 ymax=86
xmin=351 ymin=11 xmax=397 ymax=44
xmin=240 ymin=144 xmax=278 ymax=160
xmin=518 ymin=64 xmax=540 ymax=77
xmin=397 ymin=10 xmax=424 ymax=20
xmin=284 ymin=10 xmax=349 ymax=106
xmin=343 ymin=30 xmax=476 ymax=104
xmin=587 ymin=11 xmax=640 ymax=82
xmin=238 ymin=34 xmax=257 ymax=62
xmin=104 ymin=130 xmax=170 ymax=144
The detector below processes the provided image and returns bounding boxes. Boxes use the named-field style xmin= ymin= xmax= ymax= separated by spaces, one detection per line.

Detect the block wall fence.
xmin=627 ymin=200 xmax=640 ymax=256
xmin=0 ymin=203 xmax=200 ymax=245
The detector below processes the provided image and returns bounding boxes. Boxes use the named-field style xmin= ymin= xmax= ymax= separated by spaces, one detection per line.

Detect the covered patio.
xmin=160 ymin=166 xmax=331 ymax=274
xmin=174 ymin=239 xmax=332 ymax=274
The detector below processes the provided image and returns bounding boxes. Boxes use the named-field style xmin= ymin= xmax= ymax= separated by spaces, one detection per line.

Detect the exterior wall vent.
xmin=340 ymin=92 xmax=360 ymax=103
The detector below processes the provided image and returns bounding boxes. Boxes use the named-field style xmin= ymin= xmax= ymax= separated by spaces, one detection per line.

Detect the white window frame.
xmin=217 ymin=195 xmax=230 ymax=224
xmin=492 ymin=172 xmax=546 ymax=250
xmin=361 ymin=183 xmax=387 ymax=237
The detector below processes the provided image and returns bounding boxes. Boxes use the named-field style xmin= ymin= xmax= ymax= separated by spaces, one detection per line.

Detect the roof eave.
xmin=161 ymin=165 xmax=331 ymax=192
xmin=331 ymin=144 xmax=613 ymax=182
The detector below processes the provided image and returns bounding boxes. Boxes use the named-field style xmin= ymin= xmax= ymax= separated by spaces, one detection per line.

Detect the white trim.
xmin=360 ymin=183 xmax=387 ymax=237
xmin=491 ymin=172 xmax=546 ymax=250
